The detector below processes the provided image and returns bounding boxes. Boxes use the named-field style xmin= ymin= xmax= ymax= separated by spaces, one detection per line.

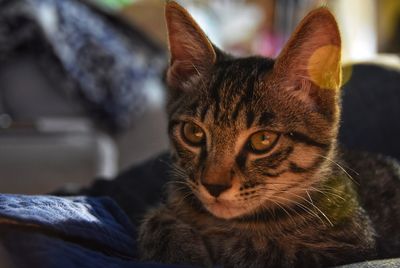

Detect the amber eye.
xmin=248 ymin=131 xmax=279 ymax=153
xmin=182 ymin=122 xmax=205 ymax=146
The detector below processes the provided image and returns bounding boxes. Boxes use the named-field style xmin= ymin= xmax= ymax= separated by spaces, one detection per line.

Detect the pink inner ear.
xmin=165 ymin=2 xmax=216 ymax=88
xmin=288 ymin=79 xmax=315 ymax=105
xmin=274 ymin=8 xmax=341 ymax=89
xmin=168 ymin=41 xmax=213 ymax=77
xmin=272 ymin=8 xmax=341 ymax=111
xmin=166 ymin=60 xmax=199 ymax=89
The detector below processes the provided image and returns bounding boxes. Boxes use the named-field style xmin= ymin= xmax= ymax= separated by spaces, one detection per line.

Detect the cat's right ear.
xmin=273 ymin=8 xmax=341 ymax=115
xmin=165 ymin=1 xmax=216 ymax=89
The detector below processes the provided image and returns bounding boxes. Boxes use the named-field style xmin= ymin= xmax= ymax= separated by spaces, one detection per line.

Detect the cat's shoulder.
xmin=340 ymin=147 xmax=400 ymax=259
xmin=340 ymin=148 xmax=400 ymax=184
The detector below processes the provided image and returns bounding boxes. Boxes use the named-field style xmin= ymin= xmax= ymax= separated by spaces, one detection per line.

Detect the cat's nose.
xmin=202 ymin=182 xmax=231 ymax=197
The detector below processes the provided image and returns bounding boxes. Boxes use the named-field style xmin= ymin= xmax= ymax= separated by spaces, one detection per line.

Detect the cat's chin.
xmin=203 ymin=200 xmax=261 ymax=220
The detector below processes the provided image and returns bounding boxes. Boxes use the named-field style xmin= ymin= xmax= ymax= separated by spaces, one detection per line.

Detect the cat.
xmin=138 ymin=1 xmax=400 ymax=267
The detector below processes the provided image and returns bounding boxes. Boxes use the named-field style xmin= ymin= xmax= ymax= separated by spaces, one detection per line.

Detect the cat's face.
xmin=165 ymin=1 xmax=341 ymax=219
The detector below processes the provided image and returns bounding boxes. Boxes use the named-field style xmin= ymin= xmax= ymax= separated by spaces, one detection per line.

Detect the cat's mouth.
xmin=197 ymin=186 xmax=262 ymax=219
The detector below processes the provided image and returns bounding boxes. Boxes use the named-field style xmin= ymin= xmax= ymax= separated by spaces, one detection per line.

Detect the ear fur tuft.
xmin=273 ymin=7 xmax=341 ymax=116
xmin=275 ymin=7 xmax=341 ymax=91
xmin=165 ymin=1 xmax=216 ymax=89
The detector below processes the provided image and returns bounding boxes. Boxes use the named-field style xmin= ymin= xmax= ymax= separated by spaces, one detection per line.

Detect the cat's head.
xmin=165 ymin=1 xmax=342 ymax=219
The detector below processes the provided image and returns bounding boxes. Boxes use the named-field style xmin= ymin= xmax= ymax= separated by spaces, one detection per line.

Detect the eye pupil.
xmin=260 ymin=134 xmax=269 ymax=143
xmin=190 ymin=125 xmax=203 ymax=137
xmin=249 ymin=131 xmax=278 ymax=153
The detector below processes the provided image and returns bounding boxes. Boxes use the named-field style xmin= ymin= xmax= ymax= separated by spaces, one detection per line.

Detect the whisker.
xmin=264 ymin=198 xmax=302 ymax=226
xmin=315 ymin=153 xmax=359 ymax=185
xmin=254 ymin=186 xmax=329 ymax=226
xmin=249 ymin=180 xmax=347 ymax=203
xmin=272 ymin=193 xmax=327 ymax=225
xmin=242 ymin=192 xmax=314 ymax=225
xmin=283 ymin=191 xmax=333 ymax=227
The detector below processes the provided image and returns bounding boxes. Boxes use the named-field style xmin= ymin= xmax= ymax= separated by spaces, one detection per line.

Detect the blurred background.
xmin=0 ymin=0 xmax=399 ymax=194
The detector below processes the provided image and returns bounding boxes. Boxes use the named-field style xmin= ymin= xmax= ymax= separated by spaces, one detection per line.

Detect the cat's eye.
xmin=182 ymin=122 xmax=205 ymax=146
xmin=248 ymin=131 xmax=279 ymax=154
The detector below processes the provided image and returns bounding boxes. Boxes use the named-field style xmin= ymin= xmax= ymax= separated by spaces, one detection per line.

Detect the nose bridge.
xmin=202 ymin=140 xmax=235 ymax=185
xmin=203 ymin=160 xmax=230 ymax=185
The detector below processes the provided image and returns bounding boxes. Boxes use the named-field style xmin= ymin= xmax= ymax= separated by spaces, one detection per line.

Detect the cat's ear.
xmin=165 ymin=1 xmax=216 ymax=89
xmin=274 ymin=8 xmax=341 ymax=108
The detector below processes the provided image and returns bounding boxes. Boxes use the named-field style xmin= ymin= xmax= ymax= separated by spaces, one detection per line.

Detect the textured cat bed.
xmin=337 ymin=259 xmax=400 ymax=268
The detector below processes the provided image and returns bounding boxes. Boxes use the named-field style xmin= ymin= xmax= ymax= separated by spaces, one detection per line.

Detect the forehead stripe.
xmin=210 ymin=70 xmax=226 ymax=121
xmin=246 ymin=110 xmax=255 ymax=128
xmin=258 ymin=111 xmax=274 ymax=126
xmin=200 ymin=103 xmax=209 ymax=122
xmin=188 ymin=100 xmax=200 ymax=114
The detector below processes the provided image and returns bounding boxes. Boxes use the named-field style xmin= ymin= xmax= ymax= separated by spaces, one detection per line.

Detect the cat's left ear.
xmin=274 ymin=8 xmax=341 ymax=106
xmin=165 ymin=1 xmax=216 ymax=89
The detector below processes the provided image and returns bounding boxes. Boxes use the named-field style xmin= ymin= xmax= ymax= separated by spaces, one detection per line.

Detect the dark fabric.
xmin=67 ymin=153 xmax=171 ymax=227
xmin=340 ymin=64 xmax=400 ymax=160
xmin=0 ymin=194 xmax=179 ymax=268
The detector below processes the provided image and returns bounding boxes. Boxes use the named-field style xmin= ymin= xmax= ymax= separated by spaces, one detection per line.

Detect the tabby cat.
xmin=138 ymin=2 xmax=400 ymax=267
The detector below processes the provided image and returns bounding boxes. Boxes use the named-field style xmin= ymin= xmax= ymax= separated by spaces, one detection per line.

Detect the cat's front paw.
xmin=138 ymin=207 xmax=212 ymax=266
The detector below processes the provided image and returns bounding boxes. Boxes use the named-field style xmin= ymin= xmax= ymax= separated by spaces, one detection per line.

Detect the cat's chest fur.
xmin=193 ymin=218 xmax=309 ymax=264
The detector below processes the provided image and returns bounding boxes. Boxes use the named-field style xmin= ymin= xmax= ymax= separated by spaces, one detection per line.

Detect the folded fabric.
xmin=0 ymin=194 xmax=178 ymax=268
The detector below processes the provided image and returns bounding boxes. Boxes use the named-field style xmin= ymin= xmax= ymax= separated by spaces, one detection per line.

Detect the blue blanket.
xmin=0 ymin=194 xmax=178 ymax=268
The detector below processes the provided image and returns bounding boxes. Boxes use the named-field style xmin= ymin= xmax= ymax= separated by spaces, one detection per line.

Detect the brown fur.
xmin=138 ymin=2 xmax=400 ymax=267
